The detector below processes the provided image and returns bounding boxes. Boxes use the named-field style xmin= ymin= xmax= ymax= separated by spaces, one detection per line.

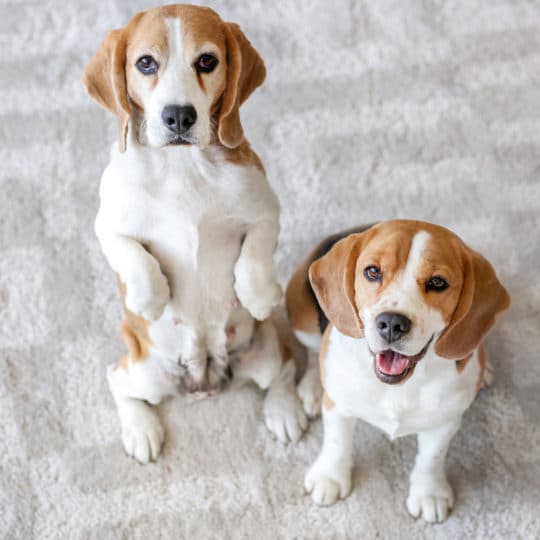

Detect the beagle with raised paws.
xmin=82 ymin=5 xmax=306 ymax=463
xmin=287 ymin=220 xmax=510 ymax=522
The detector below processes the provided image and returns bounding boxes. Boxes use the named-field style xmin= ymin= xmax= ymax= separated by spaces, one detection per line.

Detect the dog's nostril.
xmin=166 ymin=117 xmax=175 ymax=126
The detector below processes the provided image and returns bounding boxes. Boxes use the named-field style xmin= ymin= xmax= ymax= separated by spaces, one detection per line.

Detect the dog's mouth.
xmin=167 ymin=136 xmax=194 ymax=146
xmin=373 ymin=337 xmax=433 ymax=385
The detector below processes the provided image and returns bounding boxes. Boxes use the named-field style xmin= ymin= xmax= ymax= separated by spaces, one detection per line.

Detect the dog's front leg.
xmin=97 ymin=228 xmax=170 ymax=321
xmin=407 ymin=419 xmax=461 ymax=523
xmin=305 ymin=402 xmax=356 ymax=506
xmin=234 ymin=221 xmax=282 ymax=320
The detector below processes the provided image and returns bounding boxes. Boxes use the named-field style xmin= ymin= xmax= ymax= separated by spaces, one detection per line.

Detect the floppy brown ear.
xmin=218 ymin=23 xmax=266 ymax=149
xmin=435 ymin=246 xmax=510 ymax=360
xmin=81 ymin=28 xmax=131 ymax=152
xmin=308 ymin=234 xmax=364 ymax=338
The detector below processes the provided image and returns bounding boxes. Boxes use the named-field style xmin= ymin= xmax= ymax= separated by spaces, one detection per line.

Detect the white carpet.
xmin=1 ymin=0 xmax=539 ymax=538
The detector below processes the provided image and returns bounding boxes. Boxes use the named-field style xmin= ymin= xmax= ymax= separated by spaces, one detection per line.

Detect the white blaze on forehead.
xmin=401 ymin=231 xmax=432 ymax=289
xmin=165 ymin=17 xmax=184 ymax=66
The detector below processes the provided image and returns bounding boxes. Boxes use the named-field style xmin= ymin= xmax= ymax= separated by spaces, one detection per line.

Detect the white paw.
xmin=263 ymin=384 xmax=307 ymax=443
xmin=305 ymin=459 xmax=352 ymax=506
xmin=125 ymin=265 xmax=170 ymax=321
xmin=407 ymin=476 xmax=454 ymax=523
xmin=297 ymin=368 xmax=323 ymax=419
xmin=234 ymin=263 xmax=281 ymax=320
xmin=120 ymin=404 xmax=165 ymax=463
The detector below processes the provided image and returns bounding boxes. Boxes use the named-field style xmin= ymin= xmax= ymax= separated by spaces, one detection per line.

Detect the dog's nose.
xmin=376 ymin=312 xmax=411 ymax=343
xmin=161 ymin=104 xmax=197 ymax=134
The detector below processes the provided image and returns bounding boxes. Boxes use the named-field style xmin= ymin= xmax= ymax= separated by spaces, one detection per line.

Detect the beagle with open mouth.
xmin=286 ymin=220 xmax=510 ymax=522
xmin=82 ymin=5 xmax=307 ymax=463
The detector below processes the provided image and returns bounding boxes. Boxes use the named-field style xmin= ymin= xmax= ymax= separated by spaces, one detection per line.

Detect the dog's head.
xmin=309 ymin=220 xmax=510 ymax=385
xmin=82 ymin=5 xmax=265 ymax=151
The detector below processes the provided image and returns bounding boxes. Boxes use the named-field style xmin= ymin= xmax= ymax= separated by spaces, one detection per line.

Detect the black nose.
xmin=161 ymin=104 xmax=197 ymax=135
xmin=376 ymin=312 xmax=411 ymax=343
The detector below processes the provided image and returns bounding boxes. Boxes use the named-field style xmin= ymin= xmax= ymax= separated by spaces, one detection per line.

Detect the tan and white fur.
xmin=286 ymin=220 xmax=510 ymax=522
xmin=82 ymin=5 xmax=306 ymax=463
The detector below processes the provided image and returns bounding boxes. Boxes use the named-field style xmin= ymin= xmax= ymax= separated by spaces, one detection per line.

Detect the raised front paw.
xmin=124 ymin=266 xmax=170 ymax=321
xmin=407 ymin=475 xmax=454 ymax=523
xmin=120 ymin=402 xmax=165 ymax=463
xmin=304 ymin=459 xmax=352 ymax=506
xmin=235 ymin=277 xmax=282 ymax=321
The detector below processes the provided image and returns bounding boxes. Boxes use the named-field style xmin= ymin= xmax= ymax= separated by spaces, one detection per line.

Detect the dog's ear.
xmin=218 ymin=23 xmax=266 ymax=149
xmin=82 ymin=26 xmax=132 ymax=152
xmin=435 ymin=245 xmax=510 ymax=360
xmin=309 ymin=234 xmax=365 ymax=338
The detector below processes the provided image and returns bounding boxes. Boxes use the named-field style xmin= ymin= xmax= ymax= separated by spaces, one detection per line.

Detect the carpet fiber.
xmin=1 ymin=0 xmax=539 ymax=538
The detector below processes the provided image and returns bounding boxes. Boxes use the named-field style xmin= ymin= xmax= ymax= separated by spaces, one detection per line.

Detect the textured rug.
xmin=1 ymin=0 xmax=539 ymax=538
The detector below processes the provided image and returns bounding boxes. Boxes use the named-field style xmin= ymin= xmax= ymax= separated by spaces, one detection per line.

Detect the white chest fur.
xmin=323 ymin=327 xmax=480 ymax=438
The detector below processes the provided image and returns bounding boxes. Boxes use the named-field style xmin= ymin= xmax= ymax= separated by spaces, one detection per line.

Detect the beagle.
xmin=286 ymin=220 xmax=510 ymax=522
xmin=81 ymin=5 xmax=306 ymax=463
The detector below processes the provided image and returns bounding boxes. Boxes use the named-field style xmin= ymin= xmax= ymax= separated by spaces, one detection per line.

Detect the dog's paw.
xmin=304 ymin=460 xmax=352 ymax=506
xmin=125 ymin=265 xmax=170 ymax=321
xmin=234 ymin=263 xmax=281 ymax=321
xmin=297 ymin=367 xmax=323 ymax=419
xmin=263 ymin=384 xmax=307 ymax=443
xmin=407 ymin=476 xmax=454 ymax=523
xmin=120 ymin=402 xmax=165 ymax=463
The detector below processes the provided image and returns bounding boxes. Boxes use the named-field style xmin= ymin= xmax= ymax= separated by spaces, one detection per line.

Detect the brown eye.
xmin=426 ymin=276 xmax=449 ymax=292
xmin=136 ymin=55 xmax=159 ymax=75
xmin=195 ymin=53 xmax=218 ymax=73
xmin=364 ymin=265 xmax=382 ymax=282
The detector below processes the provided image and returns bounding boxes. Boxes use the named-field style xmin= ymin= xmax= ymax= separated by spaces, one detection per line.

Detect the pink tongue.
xmin=376 ymin=351 xmax=410 ymax=376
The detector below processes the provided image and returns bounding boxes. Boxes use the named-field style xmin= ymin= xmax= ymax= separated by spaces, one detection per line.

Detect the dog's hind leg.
xmin=107 ymin=320 xmax=178 ymax=463
xmin=233 ymin=319 xmax=307 ymax=443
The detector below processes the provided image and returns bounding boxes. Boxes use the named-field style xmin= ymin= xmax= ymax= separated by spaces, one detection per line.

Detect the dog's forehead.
xmin=359 ymin=221 xmax=463 ymax=277
xmin=128 ymin=5 xmax=226 ymax=54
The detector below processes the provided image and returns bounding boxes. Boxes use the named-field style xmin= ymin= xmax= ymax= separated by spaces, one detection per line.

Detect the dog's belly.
xmin=100 ymin=161 xmax=249 ymax=362
xmin=324 ymin=331 xmax=480 ymax=438
xmin=144 ymin=212 xmax=246 ymax=359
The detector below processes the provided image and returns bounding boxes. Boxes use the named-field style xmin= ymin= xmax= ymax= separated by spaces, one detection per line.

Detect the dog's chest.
xmin=324 ymin=331 xmax=479 ymax=438
xmin=100 ymin=146 xmax=258 ymax=323
xmin=102 ymin=148 xmax=247 ymax=238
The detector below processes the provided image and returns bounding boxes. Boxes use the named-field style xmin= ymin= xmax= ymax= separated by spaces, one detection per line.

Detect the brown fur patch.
xmin=116 ymin=278 xmax=153 ymax=369
xmin=455 ymin=353 xmax=473 ymax=374
xmin=318 ymin=323 xmax=332 ymax=389
xmin=221 ymin=139 xmax=264 ymax=171
xmin=285 ymin=257 xmax=320 ymax=335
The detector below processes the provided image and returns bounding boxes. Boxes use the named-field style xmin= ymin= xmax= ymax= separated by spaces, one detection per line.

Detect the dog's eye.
xmin=364 ymin=265 xmax=382 ymax=282
xmin=195 ymin=53 xmax=218 ymax=73
xmin=136 ymin=55 xmax=159 ymax=75
xmin=426 ymin=276 xmax=449 ymax=292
